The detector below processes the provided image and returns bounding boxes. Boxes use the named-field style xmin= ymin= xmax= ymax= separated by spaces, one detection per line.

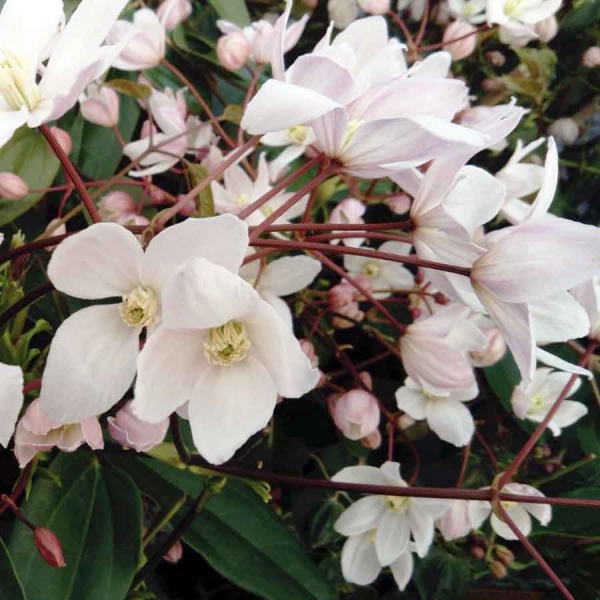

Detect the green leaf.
xmin=110 ymin=453 xmax=337 ymax=600
xmin=105 ymin=79 xmax=152 ymax=101
xmin=0 ymin=539 xmax=26 ymax=600
xmin=560 ymin=0 xmax=600 ymax=34
xmin=0 ymin=127 xmax=60 ymax=227
xmin=543 ymin=486 xmax=600 ymax=538
xmin=9 ymin=451 xmax=142 ymax=600
xmin=414 ymin=548 xmax=471 ymax=600
xmin=484 ymin=351 xmax=521 ymax=413
xmin=188 ymin=164 xmax=215 ymax=217
xmin=207 ymin=0 xmax=251 ymax=26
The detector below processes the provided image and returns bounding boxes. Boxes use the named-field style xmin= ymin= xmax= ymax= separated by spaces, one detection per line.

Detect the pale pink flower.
xmin=443 ymin=21 xmax=478 ymax=61
xmin=157 ymin=0 xmax=192 ymax=31
xmin=0 ymin=360 xmax=23 ymax=447
xmin=80 ymin=83 xmax=120 ymax=128
xmin=437 ymin=500 xmax=472 ymax=540
xmin=0 ymin=172 xmax=28 ymax=199
xmin=583 ymin=46 xmax=600 ymax=68
xmin=534 ymin=15 xmax=558 ymax=42
xmin=328 ymin=199 xmax=366 ymax=247
xmin=571 ymin=276 xmax=600 ymax=340
xmin=329 ymin=389 xmax=381 ymax=440
xmin=217 ymin=32 xmax=251 ymax=71
xmin=108 ymin=401 xmax=168 ymax=452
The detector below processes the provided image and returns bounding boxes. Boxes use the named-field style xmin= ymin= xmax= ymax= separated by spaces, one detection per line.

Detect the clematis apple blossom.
xmin=131 ymin=256 xmax=320 ymax=465
xmin=511 ymin=368 xmax=587 ymax=435
xmin=328 ymin=199 xmax=367 ymax=247
xmin=344 ymin=241 xmax=414 ymax=299
xmin=239 ymin=253 xmax=321 ymax=328
xmin=437 ymin=500 xmax=472 ymax=540
xmin=14 ymin=399 xmax=103 ymax=468
xmin=571 ymin=276 xmax=600 ymax=340
xmin=329 ymin=388 xmax=381 ymax=440
xmin=0 ymin=360 xmax=23 ymax=447
xmin=216 ymin=32 xmax=251 ymax=71
xmin=0 ymin=0 xmax=129 ymax=147
xmin=108 ymin=401 xmax=169 ymax=452
xmin=79 ymin=83 xmax=120 ymax=128
xmin=157 ymin=0 xmax=192 ymax=32
xmin=469 ymin=481 xmax=551 ymax=540
xmin=39 ymin=214 xmax=249 ymax=425
xmin=262 ymin=125 xmax=317 ymax=180
xmin=395 ymin=377 xmax=477 ymax=446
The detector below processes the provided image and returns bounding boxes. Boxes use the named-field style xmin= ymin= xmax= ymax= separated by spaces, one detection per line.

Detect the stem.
xmin=142 ymin=494 xmax=188 ymax=547
xmin=456 ymin=443 xmax=471 ymax=488
xmin=170 ymin=415 xmax=191 ymax=463
xmin=39 ymin=125 xmax=101 ymax=223
xmin=0 ymin=282 xmax=54 ymax=329
xmin=532 ymin=454 xmax=597 ymax=487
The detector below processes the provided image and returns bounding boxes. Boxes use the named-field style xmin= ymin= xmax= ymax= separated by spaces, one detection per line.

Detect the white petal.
xmin=161 ymin=257 xmax=260 ymax=330
xmin=0 ymin=107 xmax=29 ymax=148
xmin=132 ymin=327 xmax=206 ymax=423
xmin=504 ymin=483 xmax=552 ymax=526
xmin=245 ymin=299 xmax=320 ymax=397
xmin=39 ymin=305 xmax=139 ymax=423
xmin=332 ymin=465 xmax=392 ymax=486
xmin=390 ymin=550 xmax=414 ymax=591
xmin=407 ymin=504 xmax=435 ymax=557
xmin=425 ymin=399 xmax=475 ymax=447
xmin=334 ymin=496 xmax=386 ymax=536
xmin=48 ymin=223 xmax=143 ymax=299
xmin=258 ymin=256 xmax=321 ymax=296
xmin=188 ymin=358 xmax=278 ymax=464
xmin=552 ymin=400 xmax=588 ymax=430
xmin=395 ymin=385 xmax=427 ymax=420
xmin=522 ymin=138 xmax=558 ymax=222
xmin=375 ymin=512 xmax=410 ymax=566
xmin=259 ymin=291 xmax=293 ymax=329
xmin=491 ymin=504 xmax=531 ymax=540
xmin=536 ymin=347 xmax=592 ymax=378
xmin=340 ymin=534 xmax=381 ymax=586
xmin=468 ymin=498 xmax=492 ymax=529
xmin=530 ymin=291 xmax=590 ymax=345
xmin=142 ymin=214 xmax=249 ymax=291
xmin=0 ymin=363 xmax=23 ymax=447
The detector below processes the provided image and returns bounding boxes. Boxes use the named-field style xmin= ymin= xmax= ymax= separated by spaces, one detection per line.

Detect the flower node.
xmin=204 ymin=321 xmax=251 ymax=366
xmin=120 ymin=285 xmax=159 ymax=328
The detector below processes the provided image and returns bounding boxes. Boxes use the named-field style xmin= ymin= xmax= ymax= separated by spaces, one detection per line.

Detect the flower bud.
xmin=485 ymin=50 xmax=505 ymax=67
xmin=582 ymin=46 xmax=600 ymax=68
xmin=330 ymin=389 xmax=380 ymax=440
xmin=332 ymin=301 xmax=364 ymax=328
xmin=470 ymin=327 xmax=506 ymax=367
xmin=157 ymin=0 xmax=192 ymax=31
xmin=397 ymin=413 xmax=415 ymax=430
xmin=49 ymin=127 xmax=72 ymax=155
xmin=469 ymin=545 xmax=486 ymax=560
xmin=442 ymin=21 xmax=477 ymax=61
xmin=44 ymin=219 xmax=67 ymax=251
xmin=534 ymin=15 xmax=558 ymax=43
xmin=358 ymin=0 xmax=391 ymax=14
xmin=163 ymin=540 xmax=183 ymax=564
xmin=385 ymin=193 xmax=411 ymax=214
xmin=481 ymin=77 xmax=503 ymax=93
xmin=490 ymin=560 xmax=508 ymax=579
xmin=358 ymin=371 xmax=373 ymax=391
xmin=328 ymin=282 xmax=355 ymax=309
xmin=549 ymin=118 xmax=579 ymax=146
xmin=34 ymin=527 xmax=66 ymax=568
xmin=107 ymin=401 xmax=169 ymax=452
xmin=147 ymin=184 xmax=168 ymax=204
xmin=99 ymin=191 xmax=136 ymax=219
xmin=80 ymin=84 xmax=120 ymax=128
xmin=0 ymin=172 xmax=28 ymax=199
xmin=361 ymin=429 xmax=382 ymax=449
xmin=493 ymin=544 xmax=515 ymax=566
xmin=217 ymin=32 xmax=251 ymax=71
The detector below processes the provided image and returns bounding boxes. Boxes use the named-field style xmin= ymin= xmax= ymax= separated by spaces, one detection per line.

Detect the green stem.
xmin=142 ymin=494 xmax=188 ymax=548
xmin=532 ymin=454 xmax=597 ymax=487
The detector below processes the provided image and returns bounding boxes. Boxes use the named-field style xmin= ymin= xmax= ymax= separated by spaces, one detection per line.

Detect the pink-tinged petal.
xmin=270 ymin=0 xmax=292 ymax=80
xmin=21 ymin=399 xmax=56 ymax=435
xmin=473 ymin=218 xmax=600 ymax=303
xmin=341 ymin=533 xmax=381 ymax=585
xmin=241 ymin=80 xmax=341 ymax=134
xmin=56 ymin=424 xmax=86 ymax=453
xmin=552 ymin=400 xmax=588 ymax=430
xmin=132 ymin=327 xmax=206 ymax=423
xmin=536 ymin=347 xmax=592 ymax=378
xmin=425 ymin=399 xmax=474 ymax=447
xmin=332 ymin=465 xmax=392 ymax=486
xmin=522 ymin=137 xmax=558 ymax=223
xmin=375 ymin=512 xmax=410 ymax=566
xmin=333 ymin=15 xmax=389 ymax=66
xmin=48 ymin=223 xmax=143 ymax=299
xmin=108 ymin=401 xmax=168 ymax=452
xmin=245 ymin=300 xmax=320 ymax=397
xmin=0 ymin=362 xmax=23 ymax=447
xmin=81 ymin=417 xmax=104 ymax=450
xmin=334 ymin=495 xmax=386 ymax=536
xmin=39 ymin=304 xmax=139 ymax=423
xmin=161 ymin=257 xmax=260 ymax=330
xmin=188 ymin=358 xmax=278 ymax=464
xmin=312 ymin=107 xmax=349 ymax=158
xmin=142 ymin=214 xmax=249 ymax=291
xmin=511 ymin=384 xmax=532 ymax=419
xmin=258 ymin=256 xmax=321 ymax=296
xmin=530 ymin=291 xmax=590 ymax=344
xmin=390 ymin=550 xmax=414 ymax=591
xmin=491 ymin=504 xmax=531 ymax=540
xmin=504 ymin=483 xmax=552 ymax=525
xmin=407 ymin=504 xmax=434 ymax=557
xmin=474 ymin=283 xmax=535 ymax=385
xmin=437 ymin=500 xmax=472 ymax=541
xmin=468 ymin=498 xmax=492 ymax=529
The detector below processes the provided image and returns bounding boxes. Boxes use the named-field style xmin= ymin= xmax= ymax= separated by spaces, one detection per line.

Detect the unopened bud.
xmin=44 ymin=219 xmax=67 ymax=251
xmin=469 ymin=545 xmax=486 ymax=560
xmin=582 ymin=46 xmax=600 ymax=68
xmin=358 ymin=0 xmax=391 ymax=14
xmin=157 ymin=0 xmax=192 ymax=31
xmin=397 ymin=413 xmax=415 ymax=430
xmin=490 ymin=560 xmax=508 ymax=579
xmin=385 ymin=193 xmax=411 ymax=214
xmin=80 ymin=84 xmax=120 ymax=128
xmin=481 ymin=77 xmax=503 ymax=93
xmin=217 ymin=32 xmax=251 ymax=71
xmin=442 ymin=20 xmax=477 ymax=61
xmin=485 ymin=50 xmax=505 ymax=67
xmin=163 ymin=540 xmax=183 ymax=564
xmin=548 ymin=118 xmax=579 ymax=146
xmin=34 ymin=527 xmax=66 ymax=568
xmin=410 ymin=307 xmax=421 ymax=320
xmin=0 ymin=172 xmax=28 ymax=199
xmin=493 ymin=544 xmax=515 ymax=566
xmin=49 ymin=127 xmax=72 ymax=155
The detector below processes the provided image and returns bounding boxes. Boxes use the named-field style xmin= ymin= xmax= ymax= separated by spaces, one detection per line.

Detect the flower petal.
xmin=375 ymin=512 xmax=410 ymax=566
xmin=390 ymin=550 xmax=414 ymax=591
xmin=334 ymin=495 xmax=386 ymax=536
xmin=258 ymin=256 xmax=321 ymax=296
xmin=491 ymin=504 xmax=531 ymax=540
xmin=425 ymin=399 xmax=475 ymax=447
xmin=407 ymin=503 xmax=435 ymax=557
xmin=0 ymin=362 xmax=23 ymax=447
xmin=340 ymin=533 xmax=381 ymax=586
xmin=332 ymin=465 xmax=392 ymax=486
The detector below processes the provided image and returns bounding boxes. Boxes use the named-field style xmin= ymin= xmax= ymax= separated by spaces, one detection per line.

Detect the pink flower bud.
xmin=107 ymin=401 xmax=169 ymax=452
xmin=385 ymin=193 xmax=411 ymax=214
xmin=470 ymin=327 xmax=506 ymax=367
xmin=174 ymin=194 xmax=196 ymax=217
xmin=0 ymin=173 xmax=28 ymax=199
xmin=358 ymin=0 xmax=390 ymax=14
xmin=99 ymin=191 xmax=137 ymax=219
xmin=332 ymin=301 xmax=364 ymax=328
xmin=163 ymin=540 xmax=183 ymax=563
xmin=361 ymin=429 xmax=382 ymax=449
xmin=490 ymin=560 xmax=508 ymax=579
xmin=534 ymin=15 xmax=558 ymax=43
xmin=442 ymin=21 xmax=477 ymax=61
xmin=147 ymin=184 xmax=168 ymax=204
xmin=34 ymin=528 xmax=66 ymax=568
xmin=437 ymin=500 xmax=471 ymax=541
xmin=494 ymin=545 xmax=515 ymax=566
xmin=217 ymin=32 xmax=251 ymax=71
xmin=44 ymin=219 xmax=67 ymax=251
xmin=49 ymin=127 xmax=72 ymax=155
xmin=328 ymin=282 xmax=355 ymax=308
xmin=330 ymin=389 xmax=380 ymax=440
xmin=299 ymin=339 xmax=319 ymax=369
xmin=157 ymin=0 xmax=192 ymax=31
xmin=549 ymin=117 xmax=579 ymax=146
xmin=80 ymin=84 xmax=120 ymax=128
xmin=358 ymin=371 xmax=373 ymax=391
xmin=485 ymin=50 xmax=505 ymax=67
xmin=582 ymin=46 xmax=600 ymax=68
xmin=481 ymin=77 xmax=503 ymax=93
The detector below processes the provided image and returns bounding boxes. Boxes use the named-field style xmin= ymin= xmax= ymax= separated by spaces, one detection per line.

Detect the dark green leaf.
xmin=414 ymin=548 xmax=471 ymax=600
xmin=0 ymin=538 xmax=26 ymax=600
xmin=207 ymin=0 xmax=251 ymax=26
xmin=560 ymin=0 xmax=600 ymax=34
xmin=188 ymin=164 xmax=215 ymax=217
xmin=543 ymin=486 xmax=600 ymax=538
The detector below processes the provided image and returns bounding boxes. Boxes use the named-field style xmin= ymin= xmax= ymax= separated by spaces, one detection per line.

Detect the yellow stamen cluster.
xmin=120 ymin=286 xmax=159 ymax=328
xmin=204 ymin=320 xmax=251 ymax=366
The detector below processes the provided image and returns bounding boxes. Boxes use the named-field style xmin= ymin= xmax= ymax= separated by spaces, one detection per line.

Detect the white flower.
xmin=437 ymin=499 xmax=473 ymax=540
xmin=0 ymin=0 xmax=129 ymax=147
xmin=344 ymin=241 xmax=414 ymax=299
xmin=0 ymin=361 xmax=23 ymax=447
xmin=448 ymin=0 xmax=487 ymax=23
xmin=571 ymin=276 xmax=600 ymax=340
xmin=39 ymin=215 xmax=249 ymax=425
xmin=395 ymin=377 xmax=477 ymax=446
xmin=130 ymin=256 xmax=320 ymax=465
xmin=240 ymin=253 xmax=321 ymax=328
xmin=469 ymin=481 xmax=551 ymax=540
xmin=511 ymin=368 xmax=587 ymax=435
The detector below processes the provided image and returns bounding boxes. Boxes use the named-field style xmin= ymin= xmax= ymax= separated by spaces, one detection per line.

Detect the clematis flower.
xmin=437 ymin=500 xmax=472 ymax=540
xmin=157 ymin=0 xmax=192 ymax=32
xmin=14 ymin=399 xmax=103 ymax=468
xmin=262 ymin=125 xmax=317 ymax=180
xmin=328 ymin=0 xmax=361 ymax=28
xmin=511 ymin=368 xmax=587 ymax=435
xmin=239 ymin=253 xmax=321 ymax=327
xmin=468 ymin=481 xmax=551 ymax=540
xmin=344 ymin=241 xmax=414 ymax=298
xmin=0 ymin=360 xmax=23 ymax=447
xmin=571 ymin=276 xmax=600 ymax=341
xmin=329 ymin=388 xmax=381 ymax=440
xmin=131 ymin=256 xmax=320 ymax=465
xmin=0 ymin=0 xmax=129 ymax=147
xmin=328 ymin=199 xmax=367 ymax=247
xmin=39 ymin=214 xmax=249 ymax=425
xmin=395 ymin=377 xmax=477 ymax=446
xmin=79 ymin=83 xmax=120 ymax=128
xmin=108 ymin=401 xmax=168 ymax=452
xmin=448 ymin=0 xmax=487 ymax=23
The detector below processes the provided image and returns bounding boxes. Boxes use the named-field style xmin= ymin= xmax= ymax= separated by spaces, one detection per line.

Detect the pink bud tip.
xmin=34 ymin=527 xmax=66 ymax=568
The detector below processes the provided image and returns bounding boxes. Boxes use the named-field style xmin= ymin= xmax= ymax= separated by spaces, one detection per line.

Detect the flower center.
xmin=527 ymin=394 xmax=546 ymax=416
xmin=287 ymin=125 xmax=308 ymax=145
xmin=260 ymin=204 xmax=274 ymax=217
xmin=384 ymin=495 xmax=411 ymax=513
xmin=235 ymin=193 xmax=249 ymax=206
xmin=0 ymin=50 xmax=40 ymax=111
xmin=363 ymin=262 xmax=380 ymax=278
xmin=504 ymin=0 xmax=525 ymax=17
xmin=120 ymin=286 xmax=159 ymax=328
xmin=341 ymin=119 xmax=363 ymax=152
xmin=204 ymin=321 xmax=251 ymax=366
